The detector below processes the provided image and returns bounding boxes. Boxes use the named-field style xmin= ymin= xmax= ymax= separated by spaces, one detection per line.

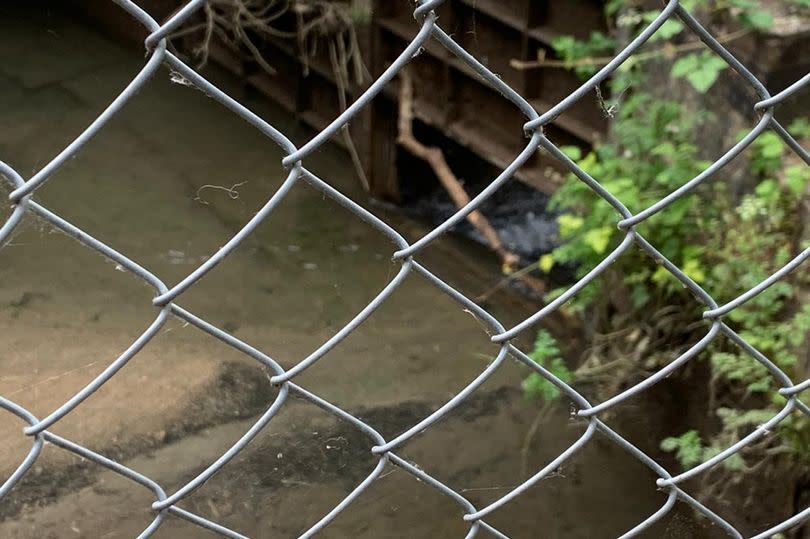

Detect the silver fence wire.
xmin=1 ymin=0 xmax=809 ymax=537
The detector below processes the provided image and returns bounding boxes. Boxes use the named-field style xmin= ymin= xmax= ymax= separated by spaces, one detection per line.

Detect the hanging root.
xmin=328 ymin=37 xmax=370 ymax=191
xmin=173 ymin=1 xmax=372 ymax=189
xmin=175 ymin=0 xmax=368 ymax=85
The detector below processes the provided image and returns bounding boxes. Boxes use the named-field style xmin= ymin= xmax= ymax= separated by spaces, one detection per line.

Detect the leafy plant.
xmin=551 ymin=31 xmax=616 ymax=78
xmin=522 ymin=330 xmax=573 ymax=401
xmin=534 ymin=113 xmax=810 ymax=470
xmin=562 ymin=0 xmax=780 ymax=93
xmin=660 ymin=430 xmax=705 ymax=469
xmin=523 ymin=0 xmax=810 ymax=482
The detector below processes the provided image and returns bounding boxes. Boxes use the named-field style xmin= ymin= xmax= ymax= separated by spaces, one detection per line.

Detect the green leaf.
xmin=685 ymin=65 xmax=723 ymax=93
xmin=682 ymin=258 xmax=706 ymax=283
xmin=660 ymin=430 xmax=704 ymax=470
xmin=650 ymin=19 xmax=684 ymax=41
xmin=704 ymin=444 xmax=747 ymax=470
xmin=605 ymin=0 xmax=626 ymax=16
xmin=557 ymin=214 xmax=585 ymax=237
xmin=727 ymin=0 xmax=759 ymax=8
xmin=672 ymin=52 xmax=727 ymax=93
xmin=651 ymin=265 xmax=671 ymax=285
xmin=551 ymin=35 xmax=576 ymax=55
xmin=577 ymin=151 xmax=599 ymax=175
xmin=754 ymin=178 xmax=778 ymax=198
xmin=587 ymin=31 xmax=616 ymax=51
xmin=559 ymin=145 xmax=583 ymax=161
xmin=785 ymin=165 xmax=810 ymax=196
xmin=630 ymin=284 xmax=650 ymax=307
xmin=545 ymin=287 xmax=568 ymax=303
xmin=750 ymin=131 xmax=785 ymax=175
xmin=583 ymin=227 xmax=614 ymax=255
xmin=538 ymin=254 xmax=555 ymax=273
xmin=758 ymin=132 xmax=784 ymax=158
xmin=717 ymin=407 xmax=775 ymax=430
xmin=523 ymin=331 xmax=572 ymax=402
xmin=529 ymin=329 xmax=562 ymax=363
xmin=739 ymin=9 xmax=774 ymax=30
xmin=788 ymin=117 xmax=810 ymax=138
xmin=651 ymin=142 xmax=677 ymax=157
xmin=671 ymin=54 xmax=698 ymax=78
xmin=681 ymin=0 xmax=710 ymax=9
xmin=601 ymin=177 xmax=635 ymax=199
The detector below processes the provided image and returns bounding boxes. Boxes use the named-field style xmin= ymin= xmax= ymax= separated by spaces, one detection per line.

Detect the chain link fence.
xmin=1 ymin=0 xmax=809 ymax=537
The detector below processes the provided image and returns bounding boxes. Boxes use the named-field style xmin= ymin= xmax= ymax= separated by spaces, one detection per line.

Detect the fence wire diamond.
xmin=1 ymin=0 xmax=809 ymax=537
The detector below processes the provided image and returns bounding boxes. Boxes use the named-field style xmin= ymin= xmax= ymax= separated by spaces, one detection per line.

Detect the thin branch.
xmin=510 ymin=28 xmax=752 ymax=71
xmin=476 ymin=260 xmax=547 ymax=302
xmin=397 ymin=68 xmax=525 ymax=276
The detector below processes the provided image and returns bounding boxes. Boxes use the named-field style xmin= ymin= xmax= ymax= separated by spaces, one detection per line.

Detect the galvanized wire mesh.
xmin=1 ymin=0 xmax=809 ymax=537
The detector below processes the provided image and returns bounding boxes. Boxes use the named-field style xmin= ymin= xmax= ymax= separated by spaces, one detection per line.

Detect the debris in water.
xmin=338 ymin=243 xmax=359 ymax=253
xmin=194 ymin=181 xmax=247 ymax=205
